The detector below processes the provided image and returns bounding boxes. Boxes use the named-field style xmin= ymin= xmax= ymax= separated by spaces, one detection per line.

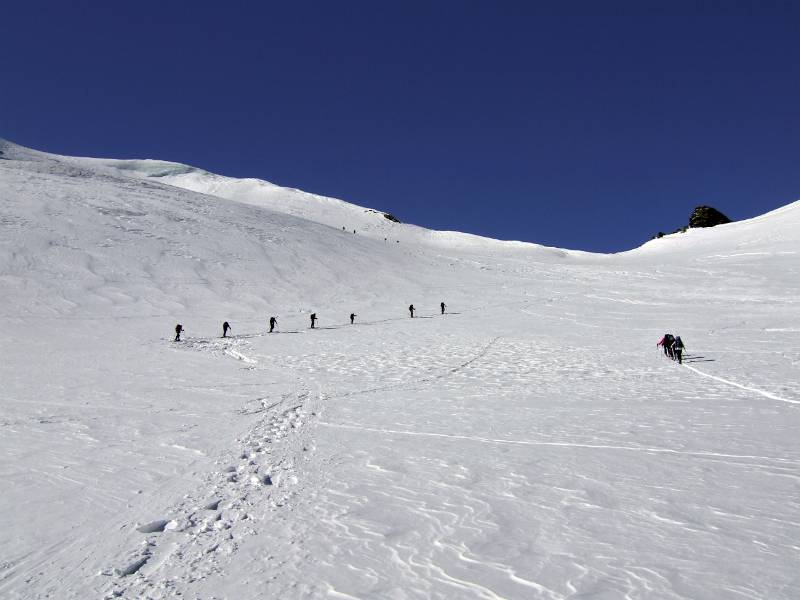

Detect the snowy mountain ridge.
xmin=4 ymin=137 xmax=799 ymax=259
xmin=0 ymin=138 xmax=580 ymax=255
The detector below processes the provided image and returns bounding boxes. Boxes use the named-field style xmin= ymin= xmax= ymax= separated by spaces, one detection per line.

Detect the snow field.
xmin=1 ymin=140 xmax=799 ymax=599
xmin=120 ymin=307 xmax=799 ymax=599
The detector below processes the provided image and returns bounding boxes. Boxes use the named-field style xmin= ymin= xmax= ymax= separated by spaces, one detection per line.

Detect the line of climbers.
xmin=657 ymin=333 xmax=686 ymax=364
xmin=173 ymin=302 xmax=449 ymax=342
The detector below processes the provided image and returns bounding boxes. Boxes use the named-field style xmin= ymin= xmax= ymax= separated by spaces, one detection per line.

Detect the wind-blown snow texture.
xmin=1 ymin=139 xmax=798 ymax=599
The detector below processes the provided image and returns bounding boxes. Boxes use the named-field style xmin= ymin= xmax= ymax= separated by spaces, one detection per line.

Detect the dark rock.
xmin=654 ymin=206 xmax=732 ymax=240
xmin=383 ymin=212 xmax=401 ymax=223
xmin=688 ymin=205 xmax=731 ymax=229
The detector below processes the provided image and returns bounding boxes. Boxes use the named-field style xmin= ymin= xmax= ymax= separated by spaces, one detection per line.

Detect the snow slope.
xmin=1 ymin=139 xmax=798 ymax=599
xmin=22 ymin=142 xmax=588 ymax=255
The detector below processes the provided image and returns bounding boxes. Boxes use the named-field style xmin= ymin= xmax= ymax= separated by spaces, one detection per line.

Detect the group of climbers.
xmin=174 ymin=302 xmax=448 ymax=341
xmin=657 ymin=333 xmax=686 ymax=364
xmin=180 ymin=315 xmax=692 ymax=375
xmin=408 ymin=302 xmax=445 ymax=318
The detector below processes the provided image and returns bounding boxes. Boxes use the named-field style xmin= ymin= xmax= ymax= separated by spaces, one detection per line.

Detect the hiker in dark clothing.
xmin=666 ymin=334 xmax=676 ymax=359
xmin=222 ymin=321 xmax=231 ymax=337
xmin=269 ymin=316 xmax=277 ymax=333
xmin=440 ymin=302 xmax=446 ymax=315
xmin=672 ymin=336 xmax=685 ymax=364
xmin=350 ymin=313 xmax=356 ymax=324
xmin=310 ymin=313 xmax=317 ymax=329
xmin=174 ymin=324 xmax=183 ymax=342
xmin=657 ymin=333 xmax=674 ymax=359
xmin=409 ymin=304 xmax=415 ymax=318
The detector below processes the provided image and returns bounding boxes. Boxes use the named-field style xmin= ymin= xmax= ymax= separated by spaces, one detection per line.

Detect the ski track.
xmin=333 ymin=335 xmax=501 ymax=399
xmin=683 ymin=364 xmax=799 ymax=405
xmin=316 ymin=422 xmax=799 ymax=467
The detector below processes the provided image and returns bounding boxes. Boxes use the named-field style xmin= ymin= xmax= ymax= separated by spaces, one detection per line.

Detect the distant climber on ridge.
xmin=310 ymin=313 xmax=317 ymax=329
xmin=350 ymin=313 xmax=356 ymax=324
xmin=409 ymin=304 xmax=415 ymax=318
xmin=222 ymin=321 xmax=231 ymax=338
xmin=440 ymin=302 xmax=446 ymax=315
xmin=269 ymin=316 xmax=277 ymax=333
xmin=174 ymin=324 xmax=183 ymax=342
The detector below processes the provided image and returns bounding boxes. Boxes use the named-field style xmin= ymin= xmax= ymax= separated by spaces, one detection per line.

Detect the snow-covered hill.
xmin=1 ymin=139 xmax=798 ymax=599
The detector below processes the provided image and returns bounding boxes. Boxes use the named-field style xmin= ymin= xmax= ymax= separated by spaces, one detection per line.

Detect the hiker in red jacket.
xmin=657 ymin=333 xmax=674 ymax=358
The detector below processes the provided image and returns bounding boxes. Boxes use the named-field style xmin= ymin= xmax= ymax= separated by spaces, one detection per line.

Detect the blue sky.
xmin=2 ymin=2 xmax=799 ymax=251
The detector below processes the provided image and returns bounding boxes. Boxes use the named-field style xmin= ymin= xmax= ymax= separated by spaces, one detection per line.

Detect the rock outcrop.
xmin=688 ymin=205 xmax=731 ymax=228
xmin=654 ymin=205 xmax=732 ymax=239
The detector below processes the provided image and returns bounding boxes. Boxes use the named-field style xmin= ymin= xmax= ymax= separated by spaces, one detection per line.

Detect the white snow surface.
xmin=1 ymin=139 xmax=799 ymax=599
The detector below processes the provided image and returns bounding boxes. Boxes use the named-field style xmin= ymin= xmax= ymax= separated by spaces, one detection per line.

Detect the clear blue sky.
xmin=2 ymin=2 xmax=799 ymax=251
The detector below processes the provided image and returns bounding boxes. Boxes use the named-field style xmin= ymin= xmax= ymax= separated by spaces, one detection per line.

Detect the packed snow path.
xmin=1 ymin=140 xmax=799 ymax=599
